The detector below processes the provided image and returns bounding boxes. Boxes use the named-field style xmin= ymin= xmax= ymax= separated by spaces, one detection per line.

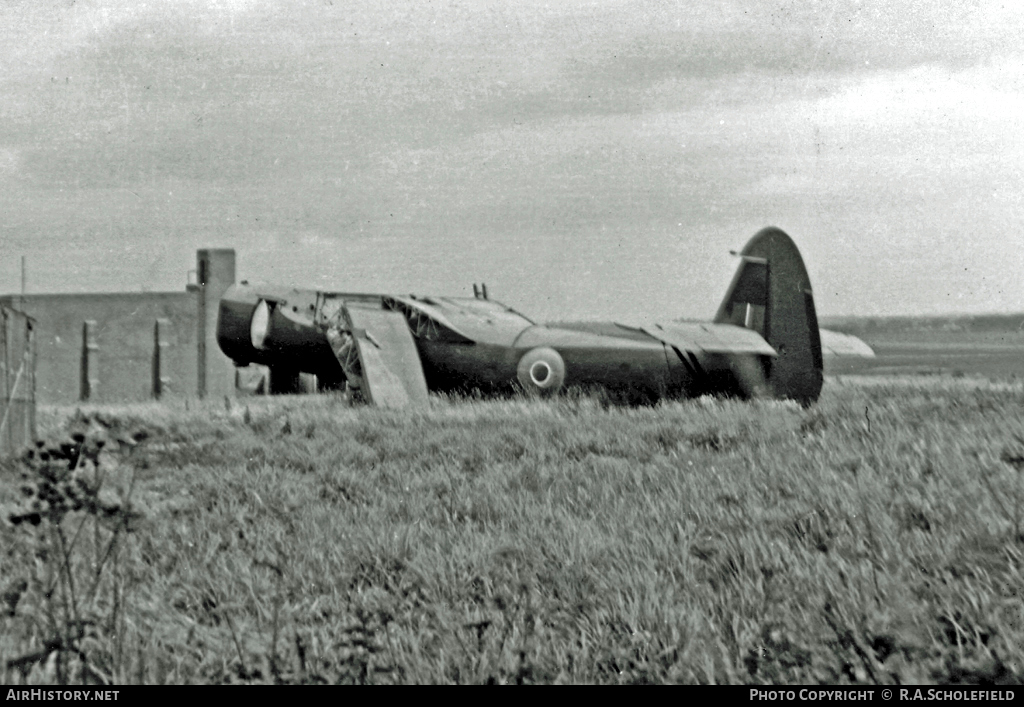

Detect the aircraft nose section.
xmin=217 ymin=284 xmax=262 ymax=364
xmin=250 ymin=300 xmax=272 ymax=350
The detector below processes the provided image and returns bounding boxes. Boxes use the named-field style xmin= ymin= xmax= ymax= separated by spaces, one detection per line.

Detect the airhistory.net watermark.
xmin=6 ymin=691 xmax=119 ymax=701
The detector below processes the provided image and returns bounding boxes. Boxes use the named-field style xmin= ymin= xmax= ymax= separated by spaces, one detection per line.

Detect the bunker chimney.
xmin=196 ymin=249 xmax=236 ymax=398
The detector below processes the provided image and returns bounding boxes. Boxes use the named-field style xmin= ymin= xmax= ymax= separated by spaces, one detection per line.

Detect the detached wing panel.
xmin=345 ymin=306 xmax=430 ymax=408
xmin=637 ymin=322 xmax=777 ymax=357
xmin=818 ymin=329 xmax=876 ymax=358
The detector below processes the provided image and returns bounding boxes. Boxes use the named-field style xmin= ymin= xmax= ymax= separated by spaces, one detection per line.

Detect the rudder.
xmin=714 ymin=227 xmax=823 ymax=404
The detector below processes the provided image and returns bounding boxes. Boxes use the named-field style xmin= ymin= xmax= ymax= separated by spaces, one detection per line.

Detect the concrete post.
xmin=153 ymin=318 xmax=172 ymax=398
xmin=196 ymin=249 xmax=236 ymax=399
xmin=0 ymin=307 xmax=36 ymax=457
xmin=80 ymin=320 xmax=99 ymax=401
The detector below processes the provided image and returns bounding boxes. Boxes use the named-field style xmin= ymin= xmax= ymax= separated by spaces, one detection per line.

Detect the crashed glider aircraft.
xmin=216 ymin=227 xmax=873 ymax=408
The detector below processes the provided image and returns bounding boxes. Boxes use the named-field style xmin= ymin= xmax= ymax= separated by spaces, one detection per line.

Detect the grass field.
xmin=2 ymin=376 xmax=1023 ymax=684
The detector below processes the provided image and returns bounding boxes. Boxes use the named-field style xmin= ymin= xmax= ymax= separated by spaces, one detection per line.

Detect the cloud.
xmin=1 ymin=1 xmax=1022 ymax=317
xmin=813 ymin=58 xmax=1024 ymax=131
xmin=0 ymin=147 xmax=21 ymax=176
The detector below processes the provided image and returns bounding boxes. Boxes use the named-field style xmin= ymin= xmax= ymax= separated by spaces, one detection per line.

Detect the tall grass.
xmin=2 ymin=376 xmax=1023 ymax=683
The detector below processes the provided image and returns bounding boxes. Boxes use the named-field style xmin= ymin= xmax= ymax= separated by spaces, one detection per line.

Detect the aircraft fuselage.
xmin=217 ymin=284 xmax=733 ymax=401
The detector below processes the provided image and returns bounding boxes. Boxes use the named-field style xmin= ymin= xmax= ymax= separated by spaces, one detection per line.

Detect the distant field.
xmin=3 ymin=378 xmax=1024 ymax=684
xmin=826 ymin=329 xmax=1024 ymax=380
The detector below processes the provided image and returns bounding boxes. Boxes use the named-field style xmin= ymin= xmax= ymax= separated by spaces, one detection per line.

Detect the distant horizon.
xmin=4 ymin=275 xmax=1023 ymax=325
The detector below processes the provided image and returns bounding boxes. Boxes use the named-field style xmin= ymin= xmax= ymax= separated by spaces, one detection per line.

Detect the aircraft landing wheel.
xmin=517 ymin=347 xmax=566 ymax=396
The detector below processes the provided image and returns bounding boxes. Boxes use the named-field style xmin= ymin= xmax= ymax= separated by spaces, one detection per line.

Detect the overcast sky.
xmin=1 ymin=1 xmax=1021 ymax=321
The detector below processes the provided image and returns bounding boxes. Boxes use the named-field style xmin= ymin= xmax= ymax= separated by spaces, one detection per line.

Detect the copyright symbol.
xmin=882 ymin=690 xmax=893 ymax=700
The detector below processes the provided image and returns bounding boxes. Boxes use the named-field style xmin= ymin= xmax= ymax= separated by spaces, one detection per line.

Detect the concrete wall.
xmin=0 ymin=292 xmax=198 ymax=404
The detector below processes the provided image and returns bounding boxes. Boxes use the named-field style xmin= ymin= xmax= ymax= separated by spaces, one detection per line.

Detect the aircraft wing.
xmin=629 ymin=321 xmax=776 ymax=399
xmin=329 ymin=304 xmax=430 ymax=408
xmin=818 ymin=329 xmax=875 ymax=358
xmin=386 ymin=295 xmax=533 ymax=346
xmin=632 ymin=322 xmax=778 ymax=357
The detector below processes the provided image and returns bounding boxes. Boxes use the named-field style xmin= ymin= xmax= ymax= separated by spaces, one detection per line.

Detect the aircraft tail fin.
xmin=715 ymin=227 xmax=823 ymax=404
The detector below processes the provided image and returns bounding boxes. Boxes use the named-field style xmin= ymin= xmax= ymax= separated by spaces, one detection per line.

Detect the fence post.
xmin=81 ymin=320 xmax=99 ymax=401
xmin=1 ymin=307 xmax=37 ymax=456
xmin=153 ymin=318 xmax=172 ymax=398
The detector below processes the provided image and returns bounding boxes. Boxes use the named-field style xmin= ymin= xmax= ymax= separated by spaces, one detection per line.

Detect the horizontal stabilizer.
xmin=634 ymin=322 xmax=778 ymax=357
xmin=819 ymin=329 xmax=875 ymax=358
xmin=342 ymin=306 xmax=430 ymax=408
